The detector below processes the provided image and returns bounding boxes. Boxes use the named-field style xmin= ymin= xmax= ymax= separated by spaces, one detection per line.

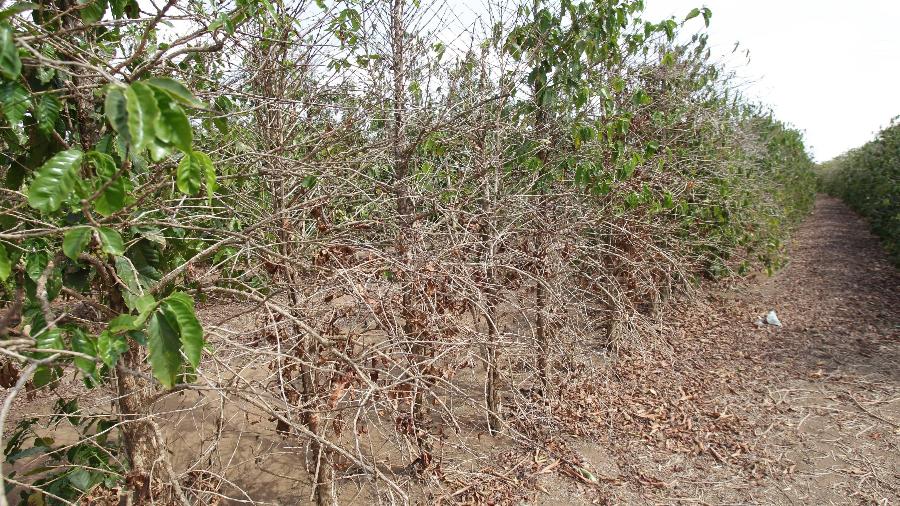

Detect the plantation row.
xmin=819 ymin=120 xmax=899 ymax=264
xmin=0 ymin=1 xmax=815 ymax=504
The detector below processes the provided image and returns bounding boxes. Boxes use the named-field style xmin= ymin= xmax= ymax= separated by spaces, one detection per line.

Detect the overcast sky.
xmin=642 ymin=1 xmax=900 ymax=162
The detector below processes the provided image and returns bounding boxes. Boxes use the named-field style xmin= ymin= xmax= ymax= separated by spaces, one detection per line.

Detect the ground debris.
xmin=508 ymin=197 xmax=899 ymax=505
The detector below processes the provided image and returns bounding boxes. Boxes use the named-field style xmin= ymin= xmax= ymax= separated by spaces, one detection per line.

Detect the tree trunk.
xmin=287 ymin=272 xmax=335 ymax=506
xmin=116 ymin=346 xmax=166 ymax=502
xmin=474 ymin=62 xmax=502 ymax=432
xmin=533 ymin=81 xmax=551 ymax=390
xmin=485 ymin=297 xmax=502 ymax=434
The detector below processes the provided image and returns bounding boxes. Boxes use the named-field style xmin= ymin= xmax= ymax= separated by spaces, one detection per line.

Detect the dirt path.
xmin=736 ymin=195 xmax=900 ymax=504
xmin=534 ymin=195 xmax=899 ymax=505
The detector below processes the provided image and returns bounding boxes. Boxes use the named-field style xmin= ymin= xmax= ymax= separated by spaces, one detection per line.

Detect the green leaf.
xmin=662 ymin=191 xmax=675 ymax=209
xmin=175 ymin=154 xmax=198 ymax=194
xmin=33 ymin=366 xmax=60 ymax=387
xmin=96 ymin=330 xmax=128 ymax=367
xmin=133 ymin=299 xmax=159 ymax=327
xmin=68 ymin=467 xmax=93 ymax=491
xmin=128 ymin=239 xmax=163 ymax=281
xmin=632 ymin=89 xmax=652 ymax=107
xmin=0 ymin=22 xmax=21 ymax=80
xmin=662 ymin=51 xmax=675 ymax=67
xmin=702 ymin=7 xmax=712 ymax=27
xmin=133 ymin=294 xmax=156 ymax=313
xmin=104 ymin=87 xmax=130 ymax=145
xmin=0 ymin=243 xmax=10 ymax=281
xmin=46 ymin=264 xmax=62 ymax=301
xmin=79 ymin=0 xmax=107 ymax=24
xmin=107 ymin=314 xmax=137 ymax=333
xmin=63 ymin=227 xmax=92 ymax=261
xmin=147 ymin=311 xmax=182 ymax=389
xmin=147 ymin=137 xmax=172 ymax=162
xmin=155 ymin=97 xmax=192 ymax=152
xmin=0 ymin=3 xmax=39 ymax=22
xmin=124 ymin=82 xmax=159 ymax=150
xmin=0 ymin=81 xmax=29 ymax=128
xmin=4 ymin=158 xmax=25 ymax=189
xmin=109 ymin=0 xmax=126 ymax=18
xmin=35 ymin=94 xmax=61 ymax=134
xmin=27 ymin=149 xmax=83 ymax=213
xmin=70 ymin=328 xmax=98 ymax=379
xmin=97 ymin=227 xmax=124 ymax=256
xmin=125 ymin=0 xmax=139 ymax=18
xmin=212 ymin=96 xmax=231 ymax=134
xmin=201 ymin=152 xmax=216 ymax=199
xmin=135 ymin=226 xmax=166 ymax=247
xmin=144 ymin=77 xmax=203 ymax=108
xmin=576 ymin=465 xmax=598 ymax=484
xmin=89 ymin=151 xmax=128 ymax=216
xmin=162 ymin=292 xmax=203 ymax=369
xmin=25 ymin=250 xmax=47 ymax=281
xmin=684 ymin=8 xmax=700 ymax=21
xmin=34 ymin=327 xmax=63 ymax=356
xmin=664 ymin=19 xmax=677 ymax=41
xmin=207 ymin=14 xmax=226 ymax=33
xmin=176 ymin=151 xmax=212 ymax=195
xmin=114 ymin=256 xmax=147 ymax=311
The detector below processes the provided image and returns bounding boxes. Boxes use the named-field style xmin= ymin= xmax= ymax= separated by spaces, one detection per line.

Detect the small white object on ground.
xmin=765 ymin=310 xmax=782 ymax=327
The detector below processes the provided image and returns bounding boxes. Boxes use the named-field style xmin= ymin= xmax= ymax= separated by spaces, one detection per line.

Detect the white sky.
xmin=642 ymin=0 xmax=900 ymax=162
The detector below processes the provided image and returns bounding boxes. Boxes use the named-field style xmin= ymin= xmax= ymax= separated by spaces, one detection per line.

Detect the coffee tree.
xmin=820 ymin=119 xmax=899 ymax=264
xmin=0 ymin=1 xmax=235 ymax=503
xmin=0 ymin=1 xmax=816 ymax=504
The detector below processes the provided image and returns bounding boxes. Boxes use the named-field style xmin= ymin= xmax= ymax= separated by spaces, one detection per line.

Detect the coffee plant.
xmin=819 ymin=119 xmax=899 ymax=264
xmin=0 ymin=1 xmax=815 ymax=504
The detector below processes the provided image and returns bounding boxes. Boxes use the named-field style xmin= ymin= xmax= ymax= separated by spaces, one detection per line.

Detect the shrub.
xmin=820 ymin=119 xmax=900 ymax=263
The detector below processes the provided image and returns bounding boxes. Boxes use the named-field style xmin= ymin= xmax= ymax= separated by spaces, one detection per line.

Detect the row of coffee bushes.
xmin=820 ymin=120 xmax=899 ymax=263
